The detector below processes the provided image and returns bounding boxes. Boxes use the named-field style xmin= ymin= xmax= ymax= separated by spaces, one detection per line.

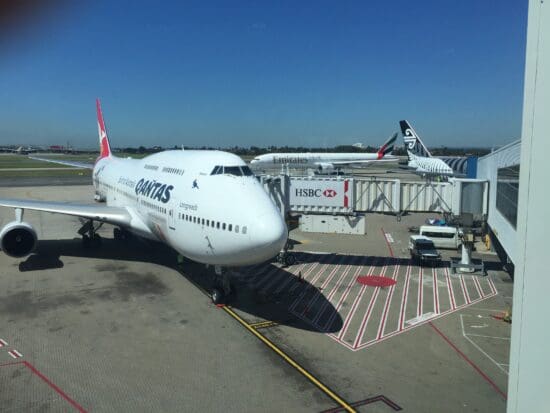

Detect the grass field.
xmin=0 ymin=169 xmax=92 ymax=178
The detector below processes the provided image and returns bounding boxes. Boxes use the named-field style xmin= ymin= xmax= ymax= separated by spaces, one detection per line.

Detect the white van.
xmin=419 ymin=225 xmax=461 ymax=249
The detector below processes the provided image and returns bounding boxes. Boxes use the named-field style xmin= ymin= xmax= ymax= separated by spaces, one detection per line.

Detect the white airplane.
xmin=0 ymin=100 xmax=287 ymax=303
xmin=249 ymin=133 xmax=399 ymax=173
xmin=400 ymin=120 xmax=467 ymax=176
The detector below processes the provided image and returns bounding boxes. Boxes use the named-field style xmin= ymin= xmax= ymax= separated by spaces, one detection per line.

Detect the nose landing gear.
xmin=212 ymin=265 xmax=232 ymax=305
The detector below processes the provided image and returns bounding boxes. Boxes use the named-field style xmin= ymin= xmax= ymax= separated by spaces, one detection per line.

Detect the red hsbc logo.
xmin=323 ymin=189 xmax=337 ymax=198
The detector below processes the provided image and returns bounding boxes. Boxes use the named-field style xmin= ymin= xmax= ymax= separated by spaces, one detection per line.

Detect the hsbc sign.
xmin=289 ymin=178 xmax=353 ymax=210
xmin=294 ymin=188 xmax=337 ymax=198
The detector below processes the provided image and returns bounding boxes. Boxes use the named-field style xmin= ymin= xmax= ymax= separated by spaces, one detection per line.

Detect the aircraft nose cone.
xmin=254 ymin=210 xmax=288 ymax=258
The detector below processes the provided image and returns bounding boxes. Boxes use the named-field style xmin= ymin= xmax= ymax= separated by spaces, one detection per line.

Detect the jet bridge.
xmin=260 ymin=175 xmax=487 ymax=216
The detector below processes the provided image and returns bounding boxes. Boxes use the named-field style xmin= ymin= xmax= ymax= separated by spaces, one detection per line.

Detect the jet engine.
xmin=0 ymin=221 xmax=37 ymax=258
xmin=316 ymin=163 xmax=335 ymax=173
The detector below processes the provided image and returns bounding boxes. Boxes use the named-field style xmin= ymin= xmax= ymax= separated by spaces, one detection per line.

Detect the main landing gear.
xmin=211 ymin=265 xmax=232 ymax=305
xmin=78 ymin=220 xmax=103 ymax=248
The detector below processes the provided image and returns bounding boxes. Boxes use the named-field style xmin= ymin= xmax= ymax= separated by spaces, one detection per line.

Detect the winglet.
xmin=376 ymin=132 xmax=398 ymax=159
xmin=96 ymin=99 xmax=112 ymax=160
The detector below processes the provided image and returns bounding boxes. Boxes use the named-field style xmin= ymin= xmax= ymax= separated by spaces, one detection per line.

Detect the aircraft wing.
xmin=0 ymin=199 xmax=132 ymax=227
xmin=29 ymin=156 xmax=94 ymax=169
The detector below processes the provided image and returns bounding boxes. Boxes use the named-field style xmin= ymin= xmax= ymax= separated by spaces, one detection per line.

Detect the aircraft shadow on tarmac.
xmin=17 ymin=238 xmax=348 ymax=333
xmin=17 ymin=238 xmax=502 ymax=333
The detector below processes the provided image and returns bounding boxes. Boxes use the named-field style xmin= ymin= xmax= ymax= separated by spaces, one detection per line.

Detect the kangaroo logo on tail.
xmin=96 ymin=99 xmax=112 ymax=161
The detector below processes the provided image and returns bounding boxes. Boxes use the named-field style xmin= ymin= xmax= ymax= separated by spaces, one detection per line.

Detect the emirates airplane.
xmin=0 ymin=100 xmax=287 ymax=303
xmin=249 ymin=133 xmax=398 ymax=173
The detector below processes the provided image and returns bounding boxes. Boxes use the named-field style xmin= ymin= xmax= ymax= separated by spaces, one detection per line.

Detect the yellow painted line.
xmin=249 ymin=320 xmax=278 ymax=329
xmin=222 ymin=306 xmax=356 ymax=413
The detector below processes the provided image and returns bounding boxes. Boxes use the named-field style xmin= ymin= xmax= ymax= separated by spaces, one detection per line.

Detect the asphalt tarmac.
xmin=0 ymin=184 xmax=513 ymax=412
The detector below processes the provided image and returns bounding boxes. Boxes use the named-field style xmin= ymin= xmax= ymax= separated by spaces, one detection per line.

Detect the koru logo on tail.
xmin=403 ymin=128 xmax=417 ymax=150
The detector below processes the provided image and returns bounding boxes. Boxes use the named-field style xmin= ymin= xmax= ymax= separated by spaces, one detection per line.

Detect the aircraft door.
xmin=168 ymin=199 xmax=176 ymax=231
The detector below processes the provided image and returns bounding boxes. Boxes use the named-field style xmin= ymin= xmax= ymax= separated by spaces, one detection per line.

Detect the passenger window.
xmin=201 ymin=218 xmax=205 ymax=225
xmin=228 ymin=224 xmax=232 ymax=232
xmin=216 ymin=222 xmax=220 ymax=229
xmin=235 ymin=225 xmax=239 ymax=233
xmin=242 ymin=226 xmax=247 ymax=234
xmin=222 ymin=223 xmax=226 ymax=230
xmin=207 ymin=220 xmax=210 ymax=226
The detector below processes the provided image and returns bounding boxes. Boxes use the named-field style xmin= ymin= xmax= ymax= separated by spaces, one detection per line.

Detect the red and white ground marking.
xmin=333 ymin=257 xmax=384 ymax=344
xmin=8 ymin=349 xmax=23 ymax=359
xmin=0 ymin=339 xmax=7 ymax=348
xmin=242 ymin=252 xmax=498 ymax=352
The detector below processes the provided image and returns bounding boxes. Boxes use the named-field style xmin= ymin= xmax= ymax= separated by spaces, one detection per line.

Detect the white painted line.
xmin=444 ymin=266 xmax=457 ymax=310
xmin=464 ymin=333 xmax=511 ymax=340
xmin=311 ymin=258 xmax=357 ymax=325
xmin=406 ymin=312 xmax=436 ymax=326
xmin=460 ymin=315 xmax=509 ymax=375
xmin=8 ymin=349 xmax=22 ymax=359
xmin=417 ymin=267 xmax=423 ymax=318
xmin=323 ymin=259 xmax=367 ymax=332
xmin=376 ymin=264 xmax=400 ymax=339
xmin=352 ymin=262 xmax=389 ymax=348
xmin=335 ymin=259 xmax=380 ymax=340
xmin=385 ymin=233 xmax=394 ymax=243
xmin=398 ymin=264 xmax=412 ymax=331
xmin=274 ymin=262 xmax=309 ymax=294
xmin=433 ymin=267 xmax=440 ymax=314
xmin=290 ymin=255 xmax=343 ymax=312
xmin=472 ymin=276 xmax=483 ymax=299
xmin=460 ymin=275 xmax=471 ymax=304
xmin=301 ymin=258 xmax=345 ymax=316
xmin=0 ymin=339 xmax=7 ymax=347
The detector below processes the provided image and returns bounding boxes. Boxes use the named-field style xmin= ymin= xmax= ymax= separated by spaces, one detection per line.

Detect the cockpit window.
xmin=223 ymin=166 xmax=242 ymax=176
xmin=210 ymin=165 xmax=254 ymax=177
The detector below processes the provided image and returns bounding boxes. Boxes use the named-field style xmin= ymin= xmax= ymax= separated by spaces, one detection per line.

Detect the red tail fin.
xmin=96 ymin=99 xmax=111 ymax=159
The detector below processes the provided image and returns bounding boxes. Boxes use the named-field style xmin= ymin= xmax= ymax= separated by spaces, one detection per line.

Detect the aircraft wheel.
xmin=211 ymin=288 xmax=224 ymax=305
xmin=284 ymin=253 xmax=296 ymax=266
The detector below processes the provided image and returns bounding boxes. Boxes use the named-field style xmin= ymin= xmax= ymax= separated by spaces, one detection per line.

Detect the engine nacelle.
xmin=0 ymin=221 xmax=37 ymax=258
xmin=316 ymin=163 xmax=335 ymax=173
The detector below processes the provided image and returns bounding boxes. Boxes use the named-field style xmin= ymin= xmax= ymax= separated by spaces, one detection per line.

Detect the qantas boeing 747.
xmin=0 ymin=100 xmax=287 ymax=303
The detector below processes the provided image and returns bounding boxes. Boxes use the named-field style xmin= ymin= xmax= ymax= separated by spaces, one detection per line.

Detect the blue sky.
xmin=0 ymin=1 xmax=527 ymax=149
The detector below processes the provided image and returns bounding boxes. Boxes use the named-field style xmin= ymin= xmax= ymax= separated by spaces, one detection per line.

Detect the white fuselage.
xmin=407 ymin=151 xmax=454 ymax=175
xmin=250 ymin=152 xmax=397 ymax=170
xmin=93 ymin=150 xmax=287 ymax=266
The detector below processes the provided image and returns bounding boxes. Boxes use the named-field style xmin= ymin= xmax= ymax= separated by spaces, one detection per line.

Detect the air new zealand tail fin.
xmin=399 ymin=120 xmax=432 ymax=158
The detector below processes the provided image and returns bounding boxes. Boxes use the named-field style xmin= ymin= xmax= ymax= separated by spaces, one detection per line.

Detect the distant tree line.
xmin=109 ymin=144 xmax=491 ymax=157
xmin=106 ymin=145 xmax=491 ymax=156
